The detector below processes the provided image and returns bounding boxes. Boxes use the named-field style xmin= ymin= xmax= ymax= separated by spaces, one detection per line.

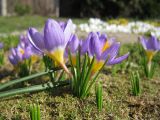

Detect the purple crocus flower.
xmin=9 ymin=47 xmax=22 ymax=65
xmin=9 ymin=35 xmax=41 ymax=65
xmin=140 ymin=36 xmax=160 ymax=62
xmin=0 ymin=42 xmax=3 ymax=49
xmin=83 ymin=32 xmax=129 ymax=74
xmin=28 ymin=19 xmax=74 ymax=76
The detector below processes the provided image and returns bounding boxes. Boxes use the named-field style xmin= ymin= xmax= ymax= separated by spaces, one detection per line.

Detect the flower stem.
xmin=0 ymin=80 xmax=70 ymax=99
xmin=147 ymin=60 xmax=152 ymax=78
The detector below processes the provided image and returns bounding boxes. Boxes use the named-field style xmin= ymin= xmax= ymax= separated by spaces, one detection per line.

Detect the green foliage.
xmin=69 ymin=49 xmax=95 ymax=98
xmin=68 ymin=47 xmax=107 ymax=99
xmin=130 ymin=71 xmax=141 ymax=96
xmin=30 ymin=104 xmax=41 ymax=120
xmin=0 ymin=36 xmax=19 ymax=50
xmin=0 ymin=50 xmax=4 ymax=66
xmin=141 ymin=55 xmax=157 ymax=79
xmin=15 ymin=4 xmax=31 ymax=16
xmin=95 ymin=83 xmax=103 ymax=111
xmin=18 ymin=59 xmax=32 ymax=77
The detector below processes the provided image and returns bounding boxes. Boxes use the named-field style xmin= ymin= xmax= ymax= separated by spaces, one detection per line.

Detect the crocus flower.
xmin=8 ymin=48 xmax=20 ymax=65
xmin=140 ymin=36 xmax=160 ymax=62
xmin=0 ymin=42 xmax=3 ymax=49
xmin=140 ymin=35 xmax=160 ymax=73
xmin=9 ymin=35 xmax=41 ymax=65
xmin=84 ymin=32 xmax=129 ymax=74
xmin=28 ymin=19 xmax=74 ymax=76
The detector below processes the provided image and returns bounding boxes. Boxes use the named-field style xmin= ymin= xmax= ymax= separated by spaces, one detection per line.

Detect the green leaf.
xmin=84 ymin=57 xmax=108 ymax=97
xmin=95 ymin=83 xmax=103 ymax=111
xmin=0 ymin=80 xmax=70 ymax=99
xmin=37 ymin=104 xmax=41 ymax=120
xmin=0 ymin=65 xmax=70 ymax=91
xmin=0 ymin=71 xmax=48 ymax=91
xmin=130 ymin=71 xmax=141 ymax=96
xmin=81 ymin=56 xmax=95 ymax=98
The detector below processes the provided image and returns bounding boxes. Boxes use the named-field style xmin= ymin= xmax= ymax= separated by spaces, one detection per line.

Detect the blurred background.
xmin=0 ymin=0 xmax=160 ymax=19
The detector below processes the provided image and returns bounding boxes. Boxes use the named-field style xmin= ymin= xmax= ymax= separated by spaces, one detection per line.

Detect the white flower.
xmin=78 ymin=18 xmax=160 ymax=39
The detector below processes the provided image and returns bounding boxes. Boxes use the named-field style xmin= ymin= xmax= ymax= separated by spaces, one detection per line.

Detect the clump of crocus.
xmin=9 ymin=35 xmax=41 ymax=77
xmin=85 ymin=32 xmax=129 ymax=75
xmin=69 ymin=32 xmax=129 ymax=98
xmin=28 ymin=19 xmax=75 ymax=77
xmin=140 ymin=35 xmax=160 ymax=78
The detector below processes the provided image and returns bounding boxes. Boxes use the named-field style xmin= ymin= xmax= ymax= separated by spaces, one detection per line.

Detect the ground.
xmin=0 ymin=16 xmax=160 ymax=120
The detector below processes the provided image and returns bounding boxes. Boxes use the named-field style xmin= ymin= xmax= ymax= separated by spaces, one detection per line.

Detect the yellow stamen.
xmin=102 ymin=41 xmax=110 ymax=52
xmin=71 ymin=55 xmax=76 ymax=66
xmin=47 ymin=48 xmax=64 ymax=65
xmin=146 ymin=50 xmax=157 ymax=62
xmin=91 ymin=60 xmax=104 ymax=74
xmin=19 ymin=48 xmax=25 ymax=55
xmin=47 ymin=48 xmax=72 ymax=77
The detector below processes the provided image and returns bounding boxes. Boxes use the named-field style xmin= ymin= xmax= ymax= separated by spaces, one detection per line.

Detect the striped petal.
xmin=44 ymin=19 xmax=65 ymax=52
xmin=9 ymin=55 xmax=18 ymax=65
xmin=63 ymin=19 xmax=74 ymax=45
xmin=107 ymin=53 xmax=129 ymax=65
xmin=88 ymin=32 xmax=103 ymax=58
xmin=101 ymin=43 xmax=120 ymax=60
xmin=27 ymin=28 xmax=45 ymax=52
xmin=140 ymin=36 xmax=147 ymax=50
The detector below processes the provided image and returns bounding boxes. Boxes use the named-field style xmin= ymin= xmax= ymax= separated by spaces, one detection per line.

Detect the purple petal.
xmin=107 ymin=52 xmax=129 ymax=65
xmin=63 ymin=19 xmax=74 ymax=45
xmin=20 ymin=35 xmax=30 ymax=46
xmin=16 ymin=46 xmax=24 ymax=60
xmin=101 ymin=42 xmax=120 ymax=60
xmin=9 ymin=48 xmax=21 ymax=65
xmin=0 ymin=42 xmax=3 ymax=49
xmin=27 ymin=28 xmax=45 ymax=52
xmin=99 ymin=33 xmax=107 ymax=44
xmin=140 ymin=36 xmax=160 ymax=51
xmin=8 ymin=55 xmax=18 ymax=65
xmin=149 ymin=36 xmax=159 ymax=50
xmin=58 ymin=21 xmax=66 ymax=31
xmin=22 ymin=47 xmax=32 ymax=59
xmin=44 ymin=19 xmax=65 ymax=51
xmin=64 ymin=34 xmax=79 ymax=58
xmin=88 ymin=32 xmax=103 ymax=58
xmin=11 ymin=48 xmax=17 ymax=57
xmin=80 ymin=38 xmax=90 ymax=55
xmin=140 ymin=36 xmax=147 ymax=50
xmin=108 ymin=42 xmax=120 ymax=60
xmin=67 ymin=34 xmax=79 ymax=53
xmin=108 ymin=37 xmax=116 ymax=45
xmin=30 ymin=45 xmax=42 ymax=56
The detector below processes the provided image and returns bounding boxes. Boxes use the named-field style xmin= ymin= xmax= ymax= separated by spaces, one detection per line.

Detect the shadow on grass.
xmin=0 ymin=69 xmax=14 ymax=81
